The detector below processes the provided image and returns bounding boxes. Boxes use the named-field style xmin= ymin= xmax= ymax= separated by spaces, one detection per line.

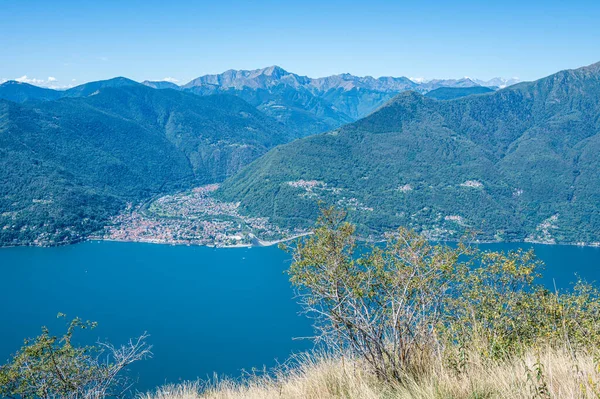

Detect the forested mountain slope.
xmin=218 ymin=62 xmax=600 ymax=244
xmin=0 ymin=83 xmax=288 ymax=246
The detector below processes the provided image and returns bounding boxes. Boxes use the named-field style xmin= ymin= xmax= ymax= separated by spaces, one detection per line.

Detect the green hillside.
xmin=218 ymin=61 xmax=600 ymax=244
xmin=0 ymin=84 xmax=288 ymax=246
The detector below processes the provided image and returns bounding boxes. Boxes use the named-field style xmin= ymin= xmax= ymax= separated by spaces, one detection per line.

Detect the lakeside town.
xmin=99 ymin=181 xmax=600 ymax=249
xmin=101 ymin=184 xmax=308 ymax=247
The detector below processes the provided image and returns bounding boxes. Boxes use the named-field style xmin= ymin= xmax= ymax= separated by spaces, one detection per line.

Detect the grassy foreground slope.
xmin=0 ymin=83 xmax=288 ymax=246
xmin=144 ymin=350 xmax=600 ymax=399
xmin=218 ymin=61 xmax=600 ymax=244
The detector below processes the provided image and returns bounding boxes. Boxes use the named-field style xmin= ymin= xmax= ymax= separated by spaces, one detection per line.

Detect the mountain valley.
xmin=3 ymin=63 xmax=598 ymax=247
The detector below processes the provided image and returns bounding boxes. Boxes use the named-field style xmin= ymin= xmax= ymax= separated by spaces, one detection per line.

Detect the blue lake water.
xmin=1 ymin=240 xmax=599 ymax=393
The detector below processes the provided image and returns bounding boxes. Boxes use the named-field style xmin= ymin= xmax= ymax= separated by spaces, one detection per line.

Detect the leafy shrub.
xmin=286 ymin=207 xmax=600 ymax=382
xmin=0 ymin=314 xmax=151 ymax=399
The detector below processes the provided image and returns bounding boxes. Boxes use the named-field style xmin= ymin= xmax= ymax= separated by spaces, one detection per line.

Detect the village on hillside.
xmin=101 ymin=185 xmax=308 ymax=247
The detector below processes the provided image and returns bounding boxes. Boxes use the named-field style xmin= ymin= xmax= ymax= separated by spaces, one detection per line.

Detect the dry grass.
xmin=140 ymin=348 xmax=600 ymax=399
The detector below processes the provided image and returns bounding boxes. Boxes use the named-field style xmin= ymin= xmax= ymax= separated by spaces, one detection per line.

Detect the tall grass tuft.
xmin=141 ymin=348 xmax=600 ymax=398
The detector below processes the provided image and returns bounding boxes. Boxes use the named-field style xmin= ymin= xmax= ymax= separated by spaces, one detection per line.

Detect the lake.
xmin=1 ymin=240 xmax=599 ymax=393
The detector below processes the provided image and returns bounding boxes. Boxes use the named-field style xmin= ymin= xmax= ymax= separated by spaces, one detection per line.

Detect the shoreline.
xmin=90 ymin=232 xmax=313 ymax=249
xmin=2 ymin=234 xmax=600 ymax=250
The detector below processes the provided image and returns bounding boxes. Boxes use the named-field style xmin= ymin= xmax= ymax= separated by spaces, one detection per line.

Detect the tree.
xmin=285 ymin=207 xmax=469 ymax=381
xmin=0 ymin=314 xmax=151 ymax=399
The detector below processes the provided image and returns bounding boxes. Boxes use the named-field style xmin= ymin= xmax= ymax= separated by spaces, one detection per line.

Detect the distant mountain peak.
xmin=260 ymin=65 xmax=288 ymax=77
xmin=182 ymin=66 xmax=310 ymax=90
xmin=104 ymin=76 xmax=139 ymax=85
xmin=1 ymin=80 xmax=40 ymax=88
xmin=142 ymin=80 xmax=181 ymax=90
xmin=474 ymin=77 xmax=520 ymax=89
xmin=61 ymin=77 xmax=140 ymax=98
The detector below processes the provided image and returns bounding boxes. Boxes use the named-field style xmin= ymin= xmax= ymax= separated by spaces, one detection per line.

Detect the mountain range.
xmin=0 ymin=67 xmax=519 ymax=139
xmin=155 ymin=66 xmax=505 ymax=136
xmin=218 ymin=61 xmax=600 ymax=245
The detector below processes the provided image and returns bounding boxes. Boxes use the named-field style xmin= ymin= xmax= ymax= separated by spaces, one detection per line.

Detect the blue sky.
xmin=1 ymin=0 xmax=599 ymax=88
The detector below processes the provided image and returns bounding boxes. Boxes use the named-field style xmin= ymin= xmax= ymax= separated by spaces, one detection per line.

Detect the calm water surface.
xmin=0 ymin=242 xmax=312 ymax=392
xmin=1 ymin=240 xmax=599 ymax=392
